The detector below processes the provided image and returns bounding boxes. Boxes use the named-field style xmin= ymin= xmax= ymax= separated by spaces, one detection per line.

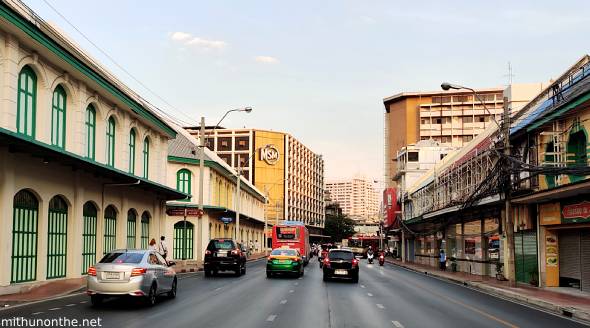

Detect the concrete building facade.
xmin=325 ymin=178 xmax=380 ymax=222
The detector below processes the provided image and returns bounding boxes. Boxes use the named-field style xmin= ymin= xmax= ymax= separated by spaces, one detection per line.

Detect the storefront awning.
xmin=0 ymin=127 xmax=188 ymax=200
xmin=512 ymin=180 xmax=590 ymax=204
xmin=166 ymin=203 xmax=265 ymax=225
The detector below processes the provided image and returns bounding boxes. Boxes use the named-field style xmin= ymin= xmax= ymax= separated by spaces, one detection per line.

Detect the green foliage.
xmin=324 ymin=214 xmax=356 ymax=243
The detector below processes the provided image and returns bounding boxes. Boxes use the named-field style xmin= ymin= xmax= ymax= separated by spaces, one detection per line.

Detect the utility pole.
xmin=503 ymin=97 xmax=516 ymax=287
xmin=198 ymin=117 xmax=205 ymax=261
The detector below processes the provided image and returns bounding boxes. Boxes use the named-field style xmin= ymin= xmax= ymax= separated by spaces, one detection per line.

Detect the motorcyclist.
xmin=367 ymin=246 xmax=374 ymax=263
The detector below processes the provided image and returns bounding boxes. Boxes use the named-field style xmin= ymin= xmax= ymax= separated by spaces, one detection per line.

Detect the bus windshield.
xmin=276 ymin=227 xmax=299 ymax=240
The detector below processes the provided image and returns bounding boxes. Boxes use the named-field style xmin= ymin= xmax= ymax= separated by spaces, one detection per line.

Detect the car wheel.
xmin=235 ymin=267 xmax=242 ymax=277
xmin=352 ymin=275 xmax=359 ymax=283
xmin=90 ymin=295 xmax=102 ymax=307
xmin=319 ymin=263 xmax=323 ymax=268
xmin=205 ymin=270 xmax=211 ymax=277
xmin=266 ymin=271 xmax=272 ymax=278
xmin=146 ymin=284 xmax=157 ymax=306
xmin=300 ymin=269 xmax=304 ymax=277
xmin=323 ymin=273 xmax=329 ymax=282
xmin=168 ymin=278 xmax=177 ymax=298
xmin=241 ymin=264 xmax=246 ymax=275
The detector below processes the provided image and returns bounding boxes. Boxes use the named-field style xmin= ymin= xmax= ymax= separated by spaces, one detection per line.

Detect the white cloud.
xmin=360 ymin=15 xmax=376 ymax=25
xmin=254 ymin=56 xmax=280 ymax=64
xmin=170 ymin=32 xmax=228 ymax=50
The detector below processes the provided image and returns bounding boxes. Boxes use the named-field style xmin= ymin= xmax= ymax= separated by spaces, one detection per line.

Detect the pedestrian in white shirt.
xmin=158 ymin=236 xmax=168 ymax=260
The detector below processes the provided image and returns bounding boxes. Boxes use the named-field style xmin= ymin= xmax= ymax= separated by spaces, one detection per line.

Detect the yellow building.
xmin=186 ymin=128 xmax=325 ymax=233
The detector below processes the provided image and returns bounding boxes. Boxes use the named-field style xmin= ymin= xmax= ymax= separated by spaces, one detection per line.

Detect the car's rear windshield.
xmin=209 ymin=240 xmax=234 ymax=250
xmin=99 ymin=252 xmax=144 ymax=264
xmin=271 ymin=249 xmax=297 ymax=256
xmin=329 ymin=251 xmax=353 ymax=260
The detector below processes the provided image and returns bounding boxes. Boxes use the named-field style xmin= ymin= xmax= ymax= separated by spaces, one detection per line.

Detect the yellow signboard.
xmin=544 ymin=230 xmax=559 ymax=287
xmin=539 ymin=202 xmax=561 ymax=226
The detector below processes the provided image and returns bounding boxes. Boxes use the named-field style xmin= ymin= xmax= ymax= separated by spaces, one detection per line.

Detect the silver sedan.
xmin=86 ymin=249 xmax=177 ymax=306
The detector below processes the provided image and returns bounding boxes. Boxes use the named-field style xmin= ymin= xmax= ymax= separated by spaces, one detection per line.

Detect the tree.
xmin=324 ymin=214 xmax=356 ymax=243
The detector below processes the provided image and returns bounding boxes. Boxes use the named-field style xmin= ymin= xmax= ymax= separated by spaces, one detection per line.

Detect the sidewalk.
xmin=386 ymin=258 xmax=590 ymax=323
xmin=0 ymin=253 xmax=268 ymax=307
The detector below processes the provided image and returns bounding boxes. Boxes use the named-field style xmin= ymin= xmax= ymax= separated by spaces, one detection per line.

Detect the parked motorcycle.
xmin=379 ymin=253 xmax=385 ymax=266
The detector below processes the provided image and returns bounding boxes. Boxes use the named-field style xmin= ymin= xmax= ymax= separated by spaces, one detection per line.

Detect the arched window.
xmin=106 ymin=117 xmax=115 ymax=167
xmin=176 ymin=169 xmax=191 ymax=200
xmin=142 ymin=137 xmax=150 ymax=179
xmin=47 ymin=196 xmax=68 ymax=279
xmin=126 ymin=209 xmax=137 ymax=248
xmin=17 ymin=66 xmax=37 ymax=138
xmin=82 ymin=202 xmax=97 ymax=274
xmin=567 ymin=129 xmax=587 ymax=183
xmin=173 ymin=221 xmax=193 ymax=260
xmin=85 ymin=106 xmax=96 ymax=160
xmin=51 ymin=85 xmax=66 ymax=149
xmin=140 ymin=212 xmax=150 ymax=249
xmin=128 ymin=129 xmax=136 ymax=174
xmin=103 ymin=205 xmax=117 ymax=254
xmin=11 ymin=190 xmax=39 ymax=283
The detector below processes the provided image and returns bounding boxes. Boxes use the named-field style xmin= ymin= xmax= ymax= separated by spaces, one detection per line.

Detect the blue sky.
xmin=23 ymin=0 xmax=590 ymax=181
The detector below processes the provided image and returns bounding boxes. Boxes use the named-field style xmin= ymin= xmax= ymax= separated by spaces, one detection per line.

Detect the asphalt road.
xmin=0 ymin=259 xmax=587 ymax=328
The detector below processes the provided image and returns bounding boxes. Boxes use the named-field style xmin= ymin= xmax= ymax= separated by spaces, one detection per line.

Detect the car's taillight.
xmin=231 ymin=249 xmax=240 ymax=255
xmin=352 ymin=259 xmax=359 ymax=267
xmin=205 ymin=250 xmax=212 ymax=255
xmin=323 ymin=258 xmax=330 ymax=268
xmin=130 ymin=268 xmax=147 ymax=277
xmin=379 ymin=255 xmax=384 ymax=260
xmin=87 ymin=266 xmax=96 ymax=276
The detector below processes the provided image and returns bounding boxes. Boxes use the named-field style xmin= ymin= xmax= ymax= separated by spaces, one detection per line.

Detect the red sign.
xmin=166 ymin=207 xmax=204 ymax=218
xmin=562 ymin=202 xmax=590 ymax=220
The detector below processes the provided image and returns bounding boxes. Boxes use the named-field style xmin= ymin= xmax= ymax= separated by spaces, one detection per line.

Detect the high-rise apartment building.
xmin=185 ymin=127 xmax=325 ymax=231
xmin=325 ymin=178 xmax=380 ymax=222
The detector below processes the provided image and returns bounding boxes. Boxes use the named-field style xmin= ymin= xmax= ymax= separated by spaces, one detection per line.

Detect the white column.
xmin=0 ymin=147 xmax=15 ymax=286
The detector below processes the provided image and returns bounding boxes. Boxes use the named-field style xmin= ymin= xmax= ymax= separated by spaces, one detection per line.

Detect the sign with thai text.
xmin=166 ymin=207 xmax=204 ymax=217
xmin=562 ymin=201 xmax=590 ymax=223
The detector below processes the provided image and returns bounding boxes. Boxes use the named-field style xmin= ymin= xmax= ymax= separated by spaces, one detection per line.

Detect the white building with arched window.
xmin=0 ymin=1 xmax=186 ymax=294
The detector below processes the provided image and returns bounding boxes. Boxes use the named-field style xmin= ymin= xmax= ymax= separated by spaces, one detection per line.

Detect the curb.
xmin=386 ymin=260 xmax=590 ymax=323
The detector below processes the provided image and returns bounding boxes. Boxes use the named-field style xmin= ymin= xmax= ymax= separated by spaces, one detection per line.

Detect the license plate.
xmin=334 ymin=269 xmax=348 ymax=275
xmin=279 ymin=260 xmax=290 ymax=264
xmin=104 ymin=272 xmax=120 ymax=280
xmin=217 ymin=252 xmax=226 ymax=257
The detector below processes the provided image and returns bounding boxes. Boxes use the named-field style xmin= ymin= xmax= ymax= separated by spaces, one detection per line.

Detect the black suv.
xmin=204 ymin=239 xmax=247 ymax=277
xmin=322 ymin=249 xmax=359 ymax=283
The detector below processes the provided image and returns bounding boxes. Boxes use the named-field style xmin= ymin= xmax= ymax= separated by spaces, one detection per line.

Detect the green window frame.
xmin=103 ymin=206 xmax=117 ymax=254
xmin=173 ymin=221 xmax=194 ymax=260
xmin=106 ymin=117 xmax=116 ymax=167
xmin=47 ymin=196 xmax=67 ymax=279
xmin=567 ymin=129 xmax=587 ymax=183
xmin=16 ymin=66 xmax=37 ymax=138
xmin=85 ymin=106 xmax=96 ymax=160
xmin=126 ymin=209 xmax=137 ymax=249
xmin=82 ymin=202 xmax=97 ymax=274
xmin=143 ymin=137 xmax=150 ymax=179
xmin=176 ymin=169 xmax=191 ymax=201
xmin=140 ymin=212 xmax=150 ymax=249
xmin=51 ymin=85 xmax=67 ymax=149
xmin=11 ymin=190 xmax=39 ymax=283
xmin=128 ymin=129 xmax=136 ymax=174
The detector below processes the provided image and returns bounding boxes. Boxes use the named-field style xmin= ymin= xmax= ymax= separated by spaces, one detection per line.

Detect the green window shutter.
xmin=173 ymin=221 xmax=194 ymax=260
xmin=85 ymin=106 xmax=96 ymax=160
xmin=106 ymin=117 xmax=115 ymax=167
xmin=176 ymin=169 xmax=191 ymax=201
xmin=103 ymin=206 xmax=117 ymax=254
xmin=16 ymin=66 xmax=37 ymax=138
xmin=140 ymin=212 xmax=150 ymax=249
xmin=82 ymin=202 xmax=97 ymax=274
xmin=143 ymin=138 xmax=149 ymax=179
xmin=47 ymin=196 xmax=67 ymax=279
xmin=11 ymin=190 xmax=39 ymax=283
xmin=128 ymin=129 xmax=136 ymax=174
xmin=51 ymin=85 xmax=66 ymax=149
xmin=126 ymin=210 xmax=137 ymax=249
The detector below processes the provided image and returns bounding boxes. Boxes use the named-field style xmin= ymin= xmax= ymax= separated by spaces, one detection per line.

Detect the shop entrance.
xmin=515 ymin=230 xmax=538 ymax=285
xmin=558 ymin=229 xmax=590 ymax=291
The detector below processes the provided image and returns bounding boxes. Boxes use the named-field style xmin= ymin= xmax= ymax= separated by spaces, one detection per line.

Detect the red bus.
xmin=272 ymin=223 xmax=310 ymax=265
xmin=348 ymin=235 xmax=380 ymax=257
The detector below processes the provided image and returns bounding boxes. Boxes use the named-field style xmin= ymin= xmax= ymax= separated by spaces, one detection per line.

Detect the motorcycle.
xmin=379 ymin=253 xmax=385 ymax=266
xmin=367 ymin=252 xmax=374 ymax=264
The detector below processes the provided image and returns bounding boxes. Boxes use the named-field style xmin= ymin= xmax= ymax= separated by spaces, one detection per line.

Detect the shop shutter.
xmin=581 ymin=230 xmax=590 ymax=291
xmin=515 ymin=231 xmax=538 ymax=284
xmin=559 ymin=230 xmax=581 ymax=280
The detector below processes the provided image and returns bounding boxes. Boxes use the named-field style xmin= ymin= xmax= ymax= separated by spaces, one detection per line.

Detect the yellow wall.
xmin=254 ymin=130 xmax=286 ymax=221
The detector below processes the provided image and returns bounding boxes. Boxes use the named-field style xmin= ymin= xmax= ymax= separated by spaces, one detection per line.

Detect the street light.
xmin=198 ymin=107 xmax=252 ymax=257
xmin=440 ymin=82 xmax=501 ymax=129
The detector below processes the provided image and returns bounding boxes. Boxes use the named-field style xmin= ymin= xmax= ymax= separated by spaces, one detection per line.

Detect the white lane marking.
xmin=294 ymin=282 xmax=299 ymax=285
xmin=214 ymin=287 xmax=222 ymax=291
xmin=48 ymin=307 xmax=61 ymax=311
xmin=392 ymin=321 xmax=404 ymax=328
xmin=280 ymin=299 xmax=288 ymax=304
xmin=79 ymin=301 xmax=87 ymax=304
xmin=360 ymin=284 xmax=366 ymax=288
xmin=376 ymin=304 xmax=385 ymax=309
xmin=31 ymin=312 xmax=43 ymax=315
xmin=289 ymin=289 xmax=294 ymax=293
xmin=367 ymin=293 xmax=373 ymax=297
xmin=65 ymin=304 xmax=76 ymax=307
xmin=298 ymin=277 xmax=302 ymax=280
xmin=266 ymin=315 xmax=277 ymax=322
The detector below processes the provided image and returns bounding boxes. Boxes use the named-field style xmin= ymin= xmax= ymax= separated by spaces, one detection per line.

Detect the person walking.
xmin=439 ymin=249 xmax=447 ymax=271
xmin=158 ymin=236 xmax=169 ymax=261
xmin=148 ymin=238 xmax=157 ymax=251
